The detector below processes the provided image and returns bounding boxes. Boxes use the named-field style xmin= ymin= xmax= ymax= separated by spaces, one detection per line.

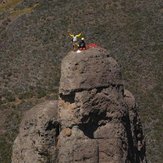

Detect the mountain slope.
xmin=0 ymin=0 xmax=162 ymax=162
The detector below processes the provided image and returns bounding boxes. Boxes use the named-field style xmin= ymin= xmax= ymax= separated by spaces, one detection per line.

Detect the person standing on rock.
xmin=68 ymin=32 xmax=82 ymax=51
xmin=78 ymin=37 xmax=86 ymax=50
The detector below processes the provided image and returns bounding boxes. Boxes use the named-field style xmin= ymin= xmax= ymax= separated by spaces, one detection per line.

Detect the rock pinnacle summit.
xmin=12 ymin=47 xmax=147 ymax=163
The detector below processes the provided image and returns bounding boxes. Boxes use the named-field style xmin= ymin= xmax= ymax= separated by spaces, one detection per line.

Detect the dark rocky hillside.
xmin=0 ymin=0 xmax=162 ymax=162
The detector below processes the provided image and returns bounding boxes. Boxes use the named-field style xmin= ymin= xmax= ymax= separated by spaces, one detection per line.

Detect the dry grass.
xmin=9 ymin=3 xmax=39 ymax=18
xmin=0 ymin=0 xmax=22 ymax=12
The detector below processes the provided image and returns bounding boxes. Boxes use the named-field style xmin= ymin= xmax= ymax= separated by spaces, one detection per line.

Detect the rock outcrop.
xmin=124 ymin=90 xmax=147 ymax=163
xmin=12 ymin=47 xmax=147 ymax=163
xmin=12 ymin=101 xmax=59 ymax=163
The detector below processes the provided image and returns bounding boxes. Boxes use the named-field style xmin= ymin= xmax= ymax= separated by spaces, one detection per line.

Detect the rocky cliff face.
xmin=12 ymin=47 xmax=147 ymax=163
xmin=12 ymin=101 xmax=59 ymax=163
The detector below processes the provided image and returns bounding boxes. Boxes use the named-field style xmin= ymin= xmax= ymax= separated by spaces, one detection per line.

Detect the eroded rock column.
xmin=12 ymin=47 xmax=147 ymax=163
xmin=12 ymin=101 xmax=59 ymax=163
xmin=58 ymin=47 xmax=135 ymax=163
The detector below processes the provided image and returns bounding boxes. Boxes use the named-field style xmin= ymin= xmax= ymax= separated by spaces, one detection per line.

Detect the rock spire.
xmin=12 ymin=47 xmax=147 ymax=163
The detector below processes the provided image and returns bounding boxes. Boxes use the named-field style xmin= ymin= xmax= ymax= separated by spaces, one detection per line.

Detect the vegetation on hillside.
xmin=0 ymin=0 xmax=162 ymax=162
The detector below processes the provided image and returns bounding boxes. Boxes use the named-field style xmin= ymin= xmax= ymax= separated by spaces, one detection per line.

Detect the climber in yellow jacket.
xmin=68 ymin=32 xmax=82 ymax=51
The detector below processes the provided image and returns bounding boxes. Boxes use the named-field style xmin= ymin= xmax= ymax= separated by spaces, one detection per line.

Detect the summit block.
xmin=59 ymin=47 xmax=123 ymax=95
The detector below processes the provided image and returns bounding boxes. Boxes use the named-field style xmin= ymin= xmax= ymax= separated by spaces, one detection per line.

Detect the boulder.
xmin=12 ymin=101 xmax=59 ymax=163
xmin=57 ymin=48 xmax=147 ymax=162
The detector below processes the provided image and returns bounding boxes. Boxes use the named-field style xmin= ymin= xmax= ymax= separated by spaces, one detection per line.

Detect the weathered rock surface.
xmin=12 ymin=47 xmax=147 ymax=163
xmin=12 ymin=100 xmax=59 ymax=163
xmin=59 ymin=48 xmax=122 ymax=95
xmin=58 ymin=47 xmax=147 ymax=163
xmin=124 ymin=90 xmax=147 ymax=163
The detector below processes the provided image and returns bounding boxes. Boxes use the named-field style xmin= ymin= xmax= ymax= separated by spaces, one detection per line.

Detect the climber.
xmin=68 ymin=32 xmax=82 ymax=51
xmin=78 ymin=37 xmax=86 ymax=50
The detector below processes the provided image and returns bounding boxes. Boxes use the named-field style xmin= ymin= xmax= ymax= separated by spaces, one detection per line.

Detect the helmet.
xmin=81 ymin=37 xmax=84 ymax=40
